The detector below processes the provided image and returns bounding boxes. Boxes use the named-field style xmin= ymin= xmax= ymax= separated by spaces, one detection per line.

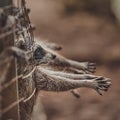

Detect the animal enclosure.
xmin=0 ymin=0 xmax=114 ymax=120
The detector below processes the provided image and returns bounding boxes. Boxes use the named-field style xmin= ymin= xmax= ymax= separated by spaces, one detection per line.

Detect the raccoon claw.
xmin=84 ymin=62 xmax=96 ymax=74
xmin=96 ymin=88 xmax=103 ymax=96
xmin=94 ymin=77 xmax=111 ymax=95
xmin=87 ymin=62 xmax=96 ymax=73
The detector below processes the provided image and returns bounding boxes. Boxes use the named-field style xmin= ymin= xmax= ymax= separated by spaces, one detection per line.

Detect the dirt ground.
xmin=28 ymin=0 xmax=120 ymax=120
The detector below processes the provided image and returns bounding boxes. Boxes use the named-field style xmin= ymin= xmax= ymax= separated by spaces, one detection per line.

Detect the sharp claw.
xmin=99 ymin=84 xmax=110 ymax=88
xmin=98 ymin=87 xmax=108 ymax=91
xmin=83 ymin=62 xmax=96 ymax=73
xmin=107 ymin=81 xmax=112 ymax=85
xmin=104 ymin=86 xmax=110 ymax=89
xmin=96 ymin=88 xmax=103 ymax=96
xmin=98 ymin=80 xmax=111 ymax=84
xmin=93 ymin=76 xmax=111 ymax=95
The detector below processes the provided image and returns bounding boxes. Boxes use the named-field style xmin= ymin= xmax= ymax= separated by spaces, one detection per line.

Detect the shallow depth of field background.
xmin=28 ymin=0 xmax=120 ymax=120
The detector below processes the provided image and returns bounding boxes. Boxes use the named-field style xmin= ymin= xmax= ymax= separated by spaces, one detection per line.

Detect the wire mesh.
xmin=0 ymin=0 xmax=35 ymax=119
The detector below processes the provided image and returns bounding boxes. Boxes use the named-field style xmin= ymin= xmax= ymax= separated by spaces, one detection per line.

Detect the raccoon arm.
xmin=67 ymin=59 xmax=96 ymax=73
xmin=38 ymin=67 xmax=97 ymax=80
xmin=49 ymin=54 xmax=96 ymax=73
xmin=35 ymin=70 xmax=94 ymax=91
xmin=34 ymin=68 xmax=111 ymax=95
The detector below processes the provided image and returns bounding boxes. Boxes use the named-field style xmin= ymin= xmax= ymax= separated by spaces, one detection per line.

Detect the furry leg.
xmin=34 ymin=67 xmax=111 ymax=95
xmin=49 ymin=54 xmax=96 ymax=73
xmin=38 ymin=67 xmax=98 ymax=80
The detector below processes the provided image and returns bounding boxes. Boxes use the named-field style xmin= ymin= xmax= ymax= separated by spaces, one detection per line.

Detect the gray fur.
xmin=34 ymin=66 xmax=111 ymax=95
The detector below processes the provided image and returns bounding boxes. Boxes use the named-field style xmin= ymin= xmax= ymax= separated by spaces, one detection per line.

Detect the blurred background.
xmin=28 ymin=0 xmax=120 ymax=120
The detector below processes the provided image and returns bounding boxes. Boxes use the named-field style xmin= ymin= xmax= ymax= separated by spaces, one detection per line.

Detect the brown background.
xmin=28 ymin=0 xmax=120 ymax=120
